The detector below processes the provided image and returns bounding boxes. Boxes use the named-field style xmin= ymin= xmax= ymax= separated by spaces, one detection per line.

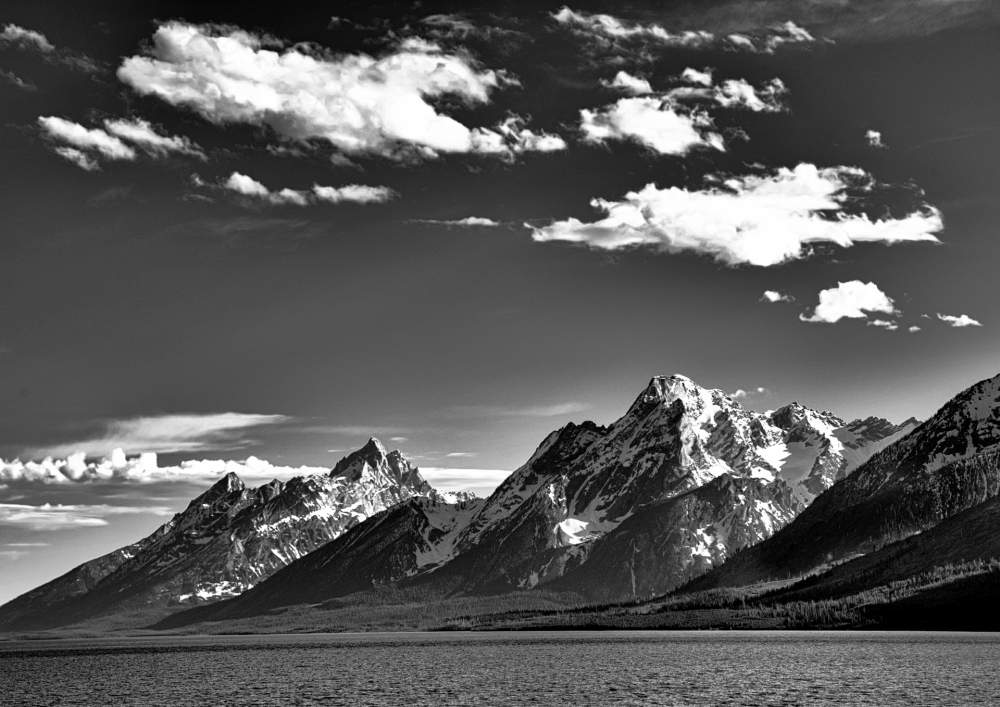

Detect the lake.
xmin=1 ymin=631 xmax=997 ymax=706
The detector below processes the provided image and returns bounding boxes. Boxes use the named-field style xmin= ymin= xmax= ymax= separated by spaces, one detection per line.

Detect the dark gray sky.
xmin=2 ymin=0 xmax=999 ymax=603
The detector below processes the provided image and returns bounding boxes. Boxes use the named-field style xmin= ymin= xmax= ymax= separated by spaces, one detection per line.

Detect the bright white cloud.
xmin=1 ymin=24 xmax=55 ymax=52
xmin=712 ymin=78 xmax=787 ymax=112
xmin=866 ymin=129 xmax=887 ymax=148
xmin=469 ymin=115 xmax=567 ymax=156
xmin=727 ymin=21 xmax=817 ymax=53
xmin=552 ymin=9 xmax=817 ymax=53
xmin=868 ymin=319 xmax=899 ymax=331
xmin=104 ymin=118 xmax=205 ymax=158
xmin=603 ymin=71 xmax=653 ymax=95
xmin=312 ymin=184 xmax=397 ymax=204
xmin=909 ymin=326 xmax=921 ymax=333
xmin=117 ymin=22 xmax=561 ymax=160
xmin=446 ymin=452 xmax=477 ymax=458
xmin=19 ymin=412 xmax=290 ymax=460
xmin=580 ymin=96 xmax=724 ymax=155
xmin=414 ymin=217 xmax=500 ymax=227
xmin=761 ymin=290 xmax=794 ymax=303
xmin=800 ymin=281 xmax=897 ymax=324
xmin=681 ymin=67 xmax=713 ymax=86
xmin=38 ymin=117 xmax=136 ymax=162
xmin=552 ymin=7 xmax=714 ymax=46
xmin=218 ymin=172 xmax=397 ymax=206
xmin=0 ymin=451 xmax=329 ymax=486
xmin=731 ymin=387 xmax=767 ymax=400
xmin=529 ymin=164 xmax=943 ymax=267
xmin=937 ymin=313 xmax=982 ymax=327
xmin=0 ymin=502 xmax=173 ymax=531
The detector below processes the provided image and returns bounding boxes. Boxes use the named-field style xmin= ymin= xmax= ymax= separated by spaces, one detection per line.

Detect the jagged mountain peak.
xmin=770 ymin=402 xmax=844 ymax=430
xmin=186 ymin=471 xmax=246 ymax=510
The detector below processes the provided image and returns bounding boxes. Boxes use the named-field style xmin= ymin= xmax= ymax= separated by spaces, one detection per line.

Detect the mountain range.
xmin=4 ymin=371 xmax=999 ymax=634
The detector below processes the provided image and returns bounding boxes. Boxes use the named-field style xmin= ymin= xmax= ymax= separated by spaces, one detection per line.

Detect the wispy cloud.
xmin=937 ymin=312 xmax=982 ymax=327
xmin=411 ymin=217 xmax=501 ymax=227
xmin=20 ymin=412 xmax=290 ymax=459
xmin=420 ymin=467 xmax=511 ymax=496
xmin=529 ymin=164 xmax=942 ymax=267
xmin=104 ymin=118 xmax=206 ymax=159
xmin=39 ymin=116 xmax=205 ymax=169
xmin=1 ymin=24 xmax=55 ymax=52
xmin=1 ymin=23 xmax=100 ymax=72
xmin=449 ymin=402 xmax=591 ymax=418
xmin=800 ymin=281 xmax=898 ymax=324
xmin=1 ymin=69 xmax=36 ymax=90
xmin=0 ymin=503 xmax=173 ymax=531
xmin=445 ymin=452 xmax=477 ymax=458
xmin=731 ymin=387 xmax=768 ymax=400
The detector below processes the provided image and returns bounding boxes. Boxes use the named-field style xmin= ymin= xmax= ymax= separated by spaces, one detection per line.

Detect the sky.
xmin=1 ymin=0 xmax=999 ymax=604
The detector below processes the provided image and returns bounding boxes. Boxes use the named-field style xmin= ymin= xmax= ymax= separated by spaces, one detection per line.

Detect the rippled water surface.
xmin=1 ymin=631 xmax=998 ymax=706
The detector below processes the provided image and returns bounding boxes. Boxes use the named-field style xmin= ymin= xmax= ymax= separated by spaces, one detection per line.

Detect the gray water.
xmin=1 ymin=631 xmax=998 ymax=706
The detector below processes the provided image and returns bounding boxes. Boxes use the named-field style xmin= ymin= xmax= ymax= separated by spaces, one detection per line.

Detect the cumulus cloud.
xmin=866 ymin=129 xmax=887 ymax=148
xmin=0 ymin=502 xmax=173 ymax=531
xmin=761 ymin=290 xmax=794 ymax=303
xmin=469 ymin=115 xmax=567 ymax=156
xmin=579 ymin=74 xmax=786 ymax=154
xmin=681 ymin=67 xmax=713 ymax=87
xmin=116 ymin=22 xmax=561 ymax=160
xmin=0 ymin=450 xmax=329 ymax=487
xmin=868 ymin=319 xmax=899 ymax=331
xmin=19 ymin=412 xmax=290 ymax=460
xmin=800 ymin=281 xmax=897 ymax=324
xmin=712 ymin=78 xmax=787 ymax=112
xmin=602 ymin=71 xmax=653 ymax=95
xmin=104 ymin=118 xmax=205 ymax=158
xmin=215 ymin=172 xmax=397 ymax=207
xmin=580 ymin=96 xmax=724 ymax=155
xmin=528 ymin=163 xmax=943 ymax=267
xmin=937 ymin=313 xmax=982 ymax=327
xmin=909 ymin=326 xmax=921 ymax=333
